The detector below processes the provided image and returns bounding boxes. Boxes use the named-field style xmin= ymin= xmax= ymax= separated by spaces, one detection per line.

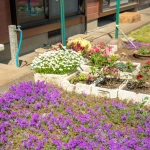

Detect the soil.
xmin=124 ymin=81 xmax=150 ymax=94
xmin=96 ymin=77 xmax=125 ymax=89
xmin=116 ymin=48 xmax=150 ymax=67
xmin=69 ymin=76 xmax=97 ymax=85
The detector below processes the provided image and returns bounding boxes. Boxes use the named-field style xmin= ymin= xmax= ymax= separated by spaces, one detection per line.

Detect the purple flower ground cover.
xmin=0 ymin=81 xmax=150 ymax=150
xmin=123 ymin=41 xmax=150 ymax=50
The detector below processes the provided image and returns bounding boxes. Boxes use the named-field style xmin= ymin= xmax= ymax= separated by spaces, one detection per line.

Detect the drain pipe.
xmin=8 ymin=25 xmax=22 ymax=67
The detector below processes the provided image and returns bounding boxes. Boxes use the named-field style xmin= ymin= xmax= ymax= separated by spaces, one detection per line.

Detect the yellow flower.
xmin=78 ymin=51 xmax=82 ymax=54
xmin=67 ymin=38 xmax=91 ymax=52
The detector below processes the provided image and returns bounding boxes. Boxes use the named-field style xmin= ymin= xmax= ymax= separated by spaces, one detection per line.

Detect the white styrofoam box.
xmin=109 ymin=45 xmax=117 ymax=53
xmin=62 ymin=72 xmax=93 ymax=95
xmin=118 ymin=89 xmax=150 ymax=106
xmin=115 ymin=61 xmax=141 ymax=79
xmin=0 ymin=44 xmax=4 ymax=51
xmin=34 ymin=73 xmax=68 ymax=87
xmin=75 ymin=83 xmax=92 ymax=95
xmin=61 ymin=79 xmax=76 ymax=92
xmin=77 ymin=65 xmax=101 ymax=77
xmin=77 ymin=65 xmax=92 ymax=74
xmin=91 ymin=79 xmax=127 ymax=99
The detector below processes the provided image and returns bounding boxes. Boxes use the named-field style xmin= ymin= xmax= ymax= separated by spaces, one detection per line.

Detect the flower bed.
xmin=118 ymin=89 xmax=150 ymax=106
xmin=1 ymin=81 xmax=150 ymax=149
xmin=32 ymin=50 xmax=83 ymax=86
xmin=115 ymin=61 xmax=141 ymax=79
xmin=62 ymin=72 xmax=94 ymax=95
xmin=91 ymin=77 xmax=127 ymax=98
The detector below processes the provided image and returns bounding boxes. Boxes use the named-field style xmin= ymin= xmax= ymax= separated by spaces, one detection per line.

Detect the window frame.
xmin=10 ymin=0 xmax=83 ymax=29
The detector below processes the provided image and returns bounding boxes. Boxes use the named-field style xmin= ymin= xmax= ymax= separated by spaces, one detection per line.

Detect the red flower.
xmin=136 ymin=74 xmax=143 ymax=79
xmin=87 ymin=76 xmax=92 ymax=79
xmin=146 ymin=61 xmax=150 ymax=65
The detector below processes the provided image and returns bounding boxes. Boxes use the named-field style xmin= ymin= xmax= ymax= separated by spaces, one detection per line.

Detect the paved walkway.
xmin=0 ymin=7 xmax=150 ymax=93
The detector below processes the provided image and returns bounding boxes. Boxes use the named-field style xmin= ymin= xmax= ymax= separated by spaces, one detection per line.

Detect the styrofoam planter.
xmin=109 ymin=45 xmax=117 ymax=53
xmin=91 ymin=79 xmax=128 ymax=99
xmin=77 ymin=65 xmax=101 ymax=77
xmin=62 ymin=72 xmax=93 ymax=95
xmin=34 ymin=73 xmax=68 ymax=87
xmin=115 ymin=61 xmax=141 ymax=79
xmin=118 ymin=89 xmax=150 ymax=106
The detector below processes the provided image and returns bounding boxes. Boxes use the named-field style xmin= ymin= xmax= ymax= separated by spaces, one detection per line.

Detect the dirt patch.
xmin=124 ymin=81 xmax=150 ymax=94
xmin=96 ymin=77 xmax=125 ymax=89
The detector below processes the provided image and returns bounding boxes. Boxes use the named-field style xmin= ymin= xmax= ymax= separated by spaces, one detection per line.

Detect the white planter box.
xmin=109 ymin=44 xmax=117 ymax=53
xmin=34 ymin=73 xmax=67 ymax=87
xmin=115 ymin=61 xmax=141 ymax=79
xmin=118 ymin=89 xmax=150 ymax=106
xmin=77 ymin=65 xmax=92 ymax=74
xmin=62 ymin=72 xmax=93 ymax=95
xmin=77 ymin=65 xmax=101 ymax=77
xmin=91 ymin=79 xmax=127 ymax=99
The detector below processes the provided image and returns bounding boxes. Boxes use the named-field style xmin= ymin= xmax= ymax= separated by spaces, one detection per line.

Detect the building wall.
xmin=86 ymin=0 xmax=99 ymax=21
xmin=86 ymin=0 xmax=150 ymax=21
xmin=0 ymin=0 xmax=85 ymax=62
xmin=0 ymin=22 xmax=85 ymax=63
xmin=0 ymin=0 xmax=11 ymax=44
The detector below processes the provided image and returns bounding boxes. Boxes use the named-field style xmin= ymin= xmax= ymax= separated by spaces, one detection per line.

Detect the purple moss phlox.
xmin=0 ymin=81 xmax=150 ymax=149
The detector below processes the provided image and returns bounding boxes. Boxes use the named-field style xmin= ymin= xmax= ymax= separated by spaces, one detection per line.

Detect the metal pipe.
xmin=116 ymin=25 xmax=137 ymax=49
xmin=59 ymin=0 xmax=66 ymax=46
xmin=115 ymin=0 xmax=120 ymax=38
xmin=28 ymin=0 xmax=31 ymax=15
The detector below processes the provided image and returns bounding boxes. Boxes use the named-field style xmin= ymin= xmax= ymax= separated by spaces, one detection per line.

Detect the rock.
xmin=35 ymin=48 xmax=47 ymax=56
xmin=120 ymin=12 xmax=141 ymax=23
xmin=68 ymin=34 xmax=89 ymax=40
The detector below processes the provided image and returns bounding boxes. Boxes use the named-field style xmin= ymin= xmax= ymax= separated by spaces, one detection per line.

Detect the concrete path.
xmin=0 ymin=7 xmax=150 ymax=93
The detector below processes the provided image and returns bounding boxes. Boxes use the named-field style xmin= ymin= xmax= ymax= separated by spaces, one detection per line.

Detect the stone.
xmin=68 ymin=34 xmax=89 ymax=40
xmin=35 ymin=48 xmax=47 ymax=56
xmin=120 ymin=12 xmax=141 ymax=23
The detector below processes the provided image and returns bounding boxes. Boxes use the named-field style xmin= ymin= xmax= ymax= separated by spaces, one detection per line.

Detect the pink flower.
xmin=146 ymin=61 xmax=150 ymax=65
xmin=104 ymin=47 xmax=111 ymax=56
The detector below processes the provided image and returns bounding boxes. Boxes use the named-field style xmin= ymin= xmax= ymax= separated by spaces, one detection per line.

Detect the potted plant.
xmin=66 ymin=38 xmax=91 ymax=59
xmin=91 ymin=66 xmax=127 ymax=98
xmin=118 ymin=62 xmax=150 ymax=103
xmin=114 ymin=61 xmax=141 ymax=79
xmin=61 ymin=72 xmax=96 ymax=95
xmin=32 ymin=49 xmax=83 ymax=87
xmin=134 ymin=46 xmax=150 ymax=58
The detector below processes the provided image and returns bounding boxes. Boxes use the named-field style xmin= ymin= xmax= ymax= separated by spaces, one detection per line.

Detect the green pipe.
xmin=115 ymin=0 xmax=120 ymax=38
xmin=60 ymin=0 xmax=66 ymax=46
xmin=28 ymin=0 xmax=31 ymax=15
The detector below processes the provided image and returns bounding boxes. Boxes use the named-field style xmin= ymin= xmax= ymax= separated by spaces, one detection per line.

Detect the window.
xmin=11 ymin=0 xmax=82 ymax=28
xmin=17 ymin=0 xmax=48 ymax=24
xmin=103 ymin=0 xmax=138 ymax=11
xmin=49 ymin=0 xmax=79 ymax=19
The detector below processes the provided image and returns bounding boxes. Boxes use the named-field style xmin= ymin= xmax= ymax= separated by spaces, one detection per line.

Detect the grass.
xmin=129 ymin=24 xmax=150 ymax=43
